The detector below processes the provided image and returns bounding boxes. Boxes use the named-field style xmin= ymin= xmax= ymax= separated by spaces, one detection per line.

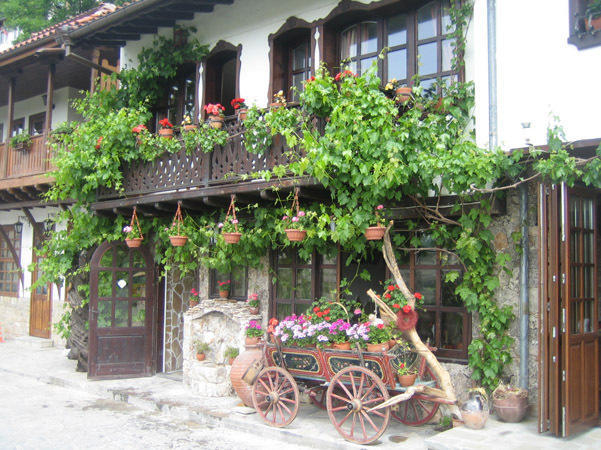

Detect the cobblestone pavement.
xmin=0 ymin=371 xmax=308 ymax=450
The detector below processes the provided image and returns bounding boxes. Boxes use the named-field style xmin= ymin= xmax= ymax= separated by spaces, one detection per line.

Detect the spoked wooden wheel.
xmin=326 ymin=366 xmax=390 ymax=445
xmin=252 ymin=367 xmax=299 ymax=427
xmin=391 ymin=364 xmax=440 ymax=425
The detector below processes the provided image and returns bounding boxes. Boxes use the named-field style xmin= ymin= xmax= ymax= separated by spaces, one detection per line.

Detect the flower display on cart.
xmin=366 ymin=317 xmax=391 ymax=344
xmin=382 ymin=280 xmax=422 ymax=312
xmin=245 ymin=320 xmax=263 ymax=338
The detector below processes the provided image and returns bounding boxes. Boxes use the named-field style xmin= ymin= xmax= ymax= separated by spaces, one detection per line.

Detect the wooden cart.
xmin=248 ymin=339 xmax=453 ymax=445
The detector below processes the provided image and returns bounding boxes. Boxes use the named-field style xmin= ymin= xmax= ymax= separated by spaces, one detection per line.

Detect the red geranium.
xmin=387 ymin=285 xmax=395 ymax=291
xmin=306 ymin=76 xmax=316 ymax=83
xmin=414 ymin=292 xmax=422 ymax=300
xmin=324 ymin=316 xmax=330 ymax=321
xmin=204 ymin=103 xmax=225 ymax=116
xmin=132 ymin=124 xmax=148 ymax=133
xmin=159 ymin=118 xmax=173 ymax=129
xmin=384 ymin=292 xmax=392 ymax=299
xmin=334 ymin=70 xmax=356 ymax=81
xmin=269 ymin=318 xmax=279 ymax=326
xmin=313 ymin=306 xmax=320 ymax=313
xmin=230 ymin=98 xmax=247 ymax=110
xmin=95 ymin=136 xmax=103 ymax=149
xmin=393 ymin=303 xmax=400 ymax=309
xmin=377 ymin=323 xmax=385 ymax=329
xmin=402 ymin=304 xmax=412 ymax=314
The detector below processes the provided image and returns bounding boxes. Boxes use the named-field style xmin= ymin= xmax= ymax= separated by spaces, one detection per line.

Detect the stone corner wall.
xmin=0 ymin=295 xmax=30 ymax=340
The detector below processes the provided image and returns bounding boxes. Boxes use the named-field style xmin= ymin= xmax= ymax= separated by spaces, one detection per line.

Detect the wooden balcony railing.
xmin=97 ymin=117 xmax=302 ymax=200
xmin=0 ymin=133 xmax=56 ymax=182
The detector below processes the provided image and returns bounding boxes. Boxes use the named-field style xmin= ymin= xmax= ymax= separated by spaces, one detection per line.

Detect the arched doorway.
xmin=88 ymin=241 xmax=156 ymax=379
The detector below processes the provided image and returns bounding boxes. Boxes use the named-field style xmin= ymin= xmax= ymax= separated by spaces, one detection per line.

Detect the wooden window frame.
xmin=0 ymin=225 xmax=22 ymax=297
xmin=202 ymin=41 xmax=242 ymax=118
xmin=28 ymin=112 xmax=46 ymax=136
xmin=568 ymin=0 xmax=601 ymax=50
xmin=208 ymin=268 xmax=248 ymax=301
xmin=288 ymin=39 xmax=312 ymax=102
xmin=11 ymin=117 xmax=25 ymax=137
xmin=152 ymin=64 xmax=196 ymax=132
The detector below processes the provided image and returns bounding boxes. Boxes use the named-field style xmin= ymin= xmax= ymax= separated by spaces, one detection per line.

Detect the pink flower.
xmin=354 ymin=308 xmax=362 ymax=315
xmin=291 ymin=216 xmax=299 ymax=222
xmin=123 ymin=226 xmax=132 ymax=233
xmin=217 ymin=222 xmax=224 ymax=228
xmin=376 ymin=205 xmax=384 ymax=210
xmin=231 ymin=219 xmax=239 ymax=224
xmin=298 ymin=211 xmax=305 ymax=217
xmin=282 ymin=216 xmax=289 ymax=221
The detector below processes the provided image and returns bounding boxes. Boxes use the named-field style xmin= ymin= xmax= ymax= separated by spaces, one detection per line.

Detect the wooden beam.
xmin=153 ymin=202 xmax=177 ymax=213
xmin=93 ymin=33 xmax=141 ymax=41
xmin=147 ymin=11 xmax=196 ymax=20
xmin=297 ymin=187 xmax=331 ymax=202
xmin=260 ymin=189 xmax=278 ymax=201
xmin=202 ymin=196 xmax=230 ymax=208
xmin=6 ymin=76 xmax=15 ymax=148
xmin=130 ymin=18 xmax=176 ymax=27
xmin=45 ymin=63 xmax=55 ymax=134
xmin=0 ymin=225 xmax=23 ymax=289
xmin=180 ymin=200 xmax=205 ymax=211
xmin=87 ymin=39 xmax=127 ymax=47
xmin=111 ymin=25 xmax=158 ymax=34
xmin=21 ymin=207 xmax=44 ymax=238
xmin=7 ymin=188 xmax=30 ymax=201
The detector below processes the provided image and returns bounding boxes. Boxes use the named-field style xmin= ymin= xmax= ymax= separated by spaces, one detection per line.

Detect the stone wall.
xmin=164 ymin=269 xmax=196 ymax=372
xmin=183 ymin=298 xmax=259 ymax=396
xmin=0 ymin=295 xmax=29 ymax=339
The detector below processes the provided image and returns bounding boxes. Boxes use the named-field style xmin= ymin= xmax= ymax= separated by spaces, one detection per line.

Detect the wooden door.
xmin=29 ymin=228 xmax=51 ymax=339
xmin=88 ymin=241 xmax=156 ymax=379
xmin=560 ymin=186 xmax=600 ymax=436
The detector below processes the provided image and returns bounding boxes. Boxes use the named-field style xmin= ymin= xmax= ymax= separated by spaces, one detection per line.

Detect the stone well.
xmin=183 ymin=298 xmax=260 ymax=397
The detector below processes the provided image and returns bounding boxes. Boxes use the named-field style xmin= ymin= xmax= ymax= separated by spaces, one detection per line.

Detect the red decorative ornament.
xmin=397 ymin=309 xmax=418 ymax=331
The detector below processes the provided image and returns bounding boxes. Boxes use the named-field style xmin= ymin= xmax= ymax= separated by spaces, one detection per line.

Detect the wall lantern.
xmin=43 ymin=218 xmax=54 ymax=233
xmin=14 ymin=220 xmax=23 ymax=234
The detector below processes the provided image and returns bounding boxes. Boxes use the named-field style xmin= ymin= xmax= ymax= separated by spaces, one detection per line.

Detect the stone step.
xmin=13 ymin=336 xmax=54 ymax=348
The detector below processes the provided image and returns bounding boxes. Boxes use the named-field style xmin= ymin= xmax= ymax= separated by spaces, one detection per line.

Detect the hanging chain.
xmin=171 ymin=201 xmax=184 ymax=236
xmin=129 ymin=206 xmax=143 ymax=239
xmin=224 ymin=194 xmax=238 ymax=232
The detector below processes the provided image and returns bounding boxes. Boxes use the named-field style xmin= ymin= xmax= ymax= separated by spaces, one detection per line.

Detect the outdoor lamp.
xmin=43 ymin=218 xmax=54 ymax=233
xmin=15 ymin=220 xmax=23 ymax=234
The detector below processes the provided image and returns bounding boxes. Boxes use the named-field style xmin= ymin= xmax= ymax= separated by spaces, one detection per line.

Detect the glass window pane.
xmin=418 ymin=2 xmax=437 ymax=40
xmin=442 ymin=39 xmax=454 ymax=72
xmin=98 ymin=271 xmax=112 ymax=298
xmin=321 ymin=267 xmax=337 ymax=300
xmin=277 ymin=268 xmax=293 ymax=299
xmin=231 ymin=269 xmax=247 ymax=298
xmin=442 ymin=0 xmax=454 ymax=33
xmin=132 ymin=251 xmax=145 ymax=268
xmin=341 ymin=26 xmax=357 ymax=59
xmin=293 ymin=42 xmax=308 ymax=71
xmin=441 ymin=312 xmax=464 ymax=350
xmin=442 ymin=270 xmax=462 ymax=306
xmin=388 ymin=14 xmax=407 ymax=47
xmin=296 ymin=303 xmax=310 ymax=317
xmin=360 ymin=22 xmax=378 ymax=54
xmin=416 ymin=310 xmax=436 ymax=346
xmin=570 ymin=302 xmax=581 ymax=334
xmin=420 ymin=77 xmax=437 ymax=92
xmin=100 ymin=249 xmax=113 ymax=267
xmin=416 ymin=250 xmax=436 ymax=265
xmin=418 ymin=42 xmax=438 ymax=76
xmin=131 ymin=301 xmax=146 ymax=327
xmin=115 ymin=246 xmax=129 ymax=268
xmin=115 ymin=271 xmax=129 ymax=298
xmin=132 ymin=272 xmax=146 ymax=297
xmin=322 ymin=254 xmax=337 ymax=265
xmin=276 ymin=303 xmax=292 ymax=320
xmin=97 ymin=301 xmax=112 ymax=328
xmin=296 ymin=268 xmax=312 ymax=299
xmin=278 ymin=249 xmax=293 ymax=266
xmin=360 ymin=57 xmax=377 ymax=74
xmin=114 ymin=301 xmax=129 ymax=327
xmin=584 ymin=199 xmax=594 ymax=229
xmin=400 ymin=269 xmax=411 ymax=289
xmin=415 ymin=269 xmax=436 ymax=305
xmin=387 ymin=49 xmax=407 ymax=82
xmin=292 ymin=73 xmax=305 ymax=100
xmin=583 ymin=300 xmax=593 ymax=333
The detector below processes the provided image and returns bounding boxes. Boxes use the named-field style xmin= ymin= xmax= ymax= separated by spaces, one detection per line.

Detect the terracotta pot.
xmin=169 ymin=235 xmax=188 ymax=247
xmin=395 ymin=86 xmax=412 ymax=102
xmin=237 ymin=108 xmax=248 ymax=121
xmin=366 ymin=342 xmax=388 ymax=353
xmin=587 ymin=16 xmax=601 ymax=31
xmin=397 ymin=373 xmax=417 ymax=387
xmin=189 ymin=300 xmax=199 ymax=308
xmin=332 ymin=342 xmax=351 ymax=350
xmin=364 ymin=226 xmax=386 ymax=240
xmin=196 ymin=353 xmax=206 ymax=361
xmin=228 ymin=357 xmax=235 ymax=365
xmin=219 ymin=290 xmax=229 ymax=299
xmin=230 ymin=347 xmax=262 ymax=407
xmin=245 ymin=336 xmax=261 ymax=346
xmin=159 ymin=127 xmax=173 ymax=138
xmin=209 ymin=115 xmax=224 ymax=129
xmin=270 ymin=102 xmax=285 ymax=109
xmin=183 ymin=124 xmax=198 ymax=132
xmin=223 ymin=232 xmax=241 ymax=244
xmin=249 ymin=306 xmax=259 ymax=315
xmin=493 ymin=395 xmax=528 ymax=423
xmin=462 ymin=410 xmax=488 ymax=430
xmin=125 ymin=238 xmax=143 ymax=248
xmin=285 ymin=229 xmax=307 ymax=242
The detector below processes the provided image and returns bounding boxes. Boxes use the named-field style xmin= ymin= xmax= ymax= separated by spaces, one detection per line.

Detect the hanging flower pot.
xmin=223 ymin=232 xmax=241 ymax=244
xmin=365 ymin=226 xmax=386 ymax=240
xmin=397 ymin=308 xmax=419 ymax=331
xmin=283 ymin=188 xmax=309 ymax=242
xmin=123 ymin=207 xmax=144 ymax=248
xmin=183 ymin=124 xmax=198 ymax=132
xmin=125 ymin=238 xmax=143 ymax=248
xmin=168 ymin=202 xmax=188 ymax=247
xmin=237 ymin=108 xmax=248 ymax=121
xmin=285 ymin=229 xmax=307 ymax=241
xmin=219 ymin=195 xmax=243 ymax=244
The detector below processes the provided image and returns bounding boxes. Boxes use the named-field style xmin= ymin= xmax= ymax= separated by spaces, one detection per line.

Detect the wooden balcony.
xmin=0 ymin=134 xmax=55 ymax=193
xmin=95 ymin=117 xmax=310 ymax=204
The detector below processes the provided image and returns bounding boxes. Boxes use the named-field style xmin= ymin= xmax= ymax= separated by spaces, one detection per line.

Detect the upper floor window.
xmin=153 ymin=65 xmax=196 ymax=131
xmin=203 ymin=42 xmax=240 ymax=117
xmin=0 ymin=225 xmax=22 ymax=296
xmin=568 ymin=0 xmax=601 ymax=49
xmin=29 ymin=112 xmax=46 ymax=136
xmin=337 ymin=0 xmax=457 ymax=90
xmin=289 ymin=40 xmax=311 ymax=102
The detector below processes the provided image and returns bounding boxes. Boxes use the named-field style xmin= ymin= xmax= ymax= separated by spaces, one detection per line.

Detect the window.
xmin=272 ymin=249 xmax=338 ymax=319
xmin=289 ymin=40 xmax=311 ymax=102
xmin=335 ymin=1 xmax=457 ymax=90
xmin=12 ymin=118 xmax=25 ymax=137
xmin=0 ymin=225 xmax=22 ymax=296
xmin=209 ymin=268 xmax=247 ymax=300
xmin=0 ymin=123 xmax=4 ymax=142
xmin=568 ymin=0 xmax=601 ymax=49
xmin=396 ymin=235 xmax=469 ymax=362
xmin=203 ymin=42 xmax=240 ymax=117
xmin=153 ymin=65 xmax=196 ymax=132
xmin=29 ymin=112 xmax=46 ymax=136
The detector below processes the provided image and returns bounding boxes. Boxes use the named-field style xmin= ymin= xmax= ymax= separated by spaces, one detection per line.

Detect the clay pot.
xmin=237 ymin=108 xmax=248 ymax=121
xmin=364 ymin=226 xmax=386 ymax=240
xmin=125 ymin=238 xmax=143 ymax=248
xmin=219 ymin=290 xmax=229 ymax=299
xmin=189 ymin=300 xmax=199 ymax=308
xmin=230 ymin=347 xmax=262 ymax=407
xmin=196 ymin=353 xmax=206 ymax=361
xmin=395 ymin=86 xmax=412 ymax=102
xmin=183 ymin=124 xmax=198 ymax=132
xmin=587 ymin=16 xmax=601 ymax=31
xmin=209 ymin=115 xmax=224 ymax=129
xmin=285 ymin=229 xmax=307 ymax=242
xmin=245 ymin=336 xmax=261 ymax=346
xmin=332 ymin=342 xmax=351 ymax=350
xmin=223 ymin=232 xmax=241 ymax=244
xmin=270 ymin=102 xmax=285 ymax=109
xmin=397 ymin=373 xmax=417 ymax=387
xmin=159 ymin=127 xmax=173 ymax=138
xmin=249 ymin=307 xmax=259 ymax=315
xmin=169 ymin=235 xmax=188 ymax=247
xmin=228 ymin=357 xmax=235 ymax=365
xmin=366 ymin=342 xmax=388 ymax=353
xmin=493 ymin=393 xmax=528 ymax=423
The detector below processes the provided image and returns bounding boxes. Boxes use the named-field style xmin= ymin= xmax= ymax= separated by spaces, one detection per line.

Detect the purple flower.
xmin=123 ymin=225 xmax=132 ymax=233
xmin=291 ymin=216 xmax=299 ymax=222
xmin=217 ymin=222 xmax=224 ymax=228
xmin=298 ymin=211 xmax=306 ymax=217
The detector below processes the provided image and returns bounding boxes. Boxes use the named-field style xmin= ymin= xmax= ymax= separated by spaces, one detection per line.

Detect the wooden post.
xmin=45 ymin=63 xmax=55 ymax=134
xmin=3 ymin=77 xmax=15 ymax=178
xmin=90 ymin=48 xmax=100 ymax=94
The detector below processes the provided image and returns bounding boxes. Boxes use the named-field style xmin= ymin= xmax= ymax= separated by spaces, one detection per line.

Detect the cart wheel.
xmin=326 ymin=366 xmax=390 ymax=445
xmin=252 ymin=366 xmax=299 ymax=427
xmin=392 ymin=364 xmax=440 ymax=426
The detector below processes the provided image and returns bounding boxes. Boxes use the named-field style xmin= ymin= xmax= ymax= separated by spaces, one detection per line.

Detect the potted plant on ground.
xmin=181 ymin=114 xmax=197 ymax=132
xmin=10 ymin=133 xmax=32 ymax=151
xmin=194 ymin=341 xmax=209 ymax=361
xmin=167 ymin=202 xmax=188 ymax=246
xmin=224 ymin=347 xmax=239 ymax=365
xmin=247 ymin=293 xmax=259 ymax=314
xmin=397 ymin=361 xmax=417 ymax=386
xmin=231 ymin=97 xmax=248 ymax=121
xmin=365 ymin=204 xmax=386 ymax=240
xmin=204 ymin=103 xmax=225 ymax=129
xmin=245 ymin=320 xmax=263 ymax=346
xmin=123 ymin=207 xmax=143 ymax=248
xmin=217 ymin=280 xmax=231 ymax=298
xmin=189 ymin=288 xmax=200 ymax=308
xmin=158 ymin=117 xmax=174 ymax=138
xmin=492 ymin=383 xmax=528 ymax=423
